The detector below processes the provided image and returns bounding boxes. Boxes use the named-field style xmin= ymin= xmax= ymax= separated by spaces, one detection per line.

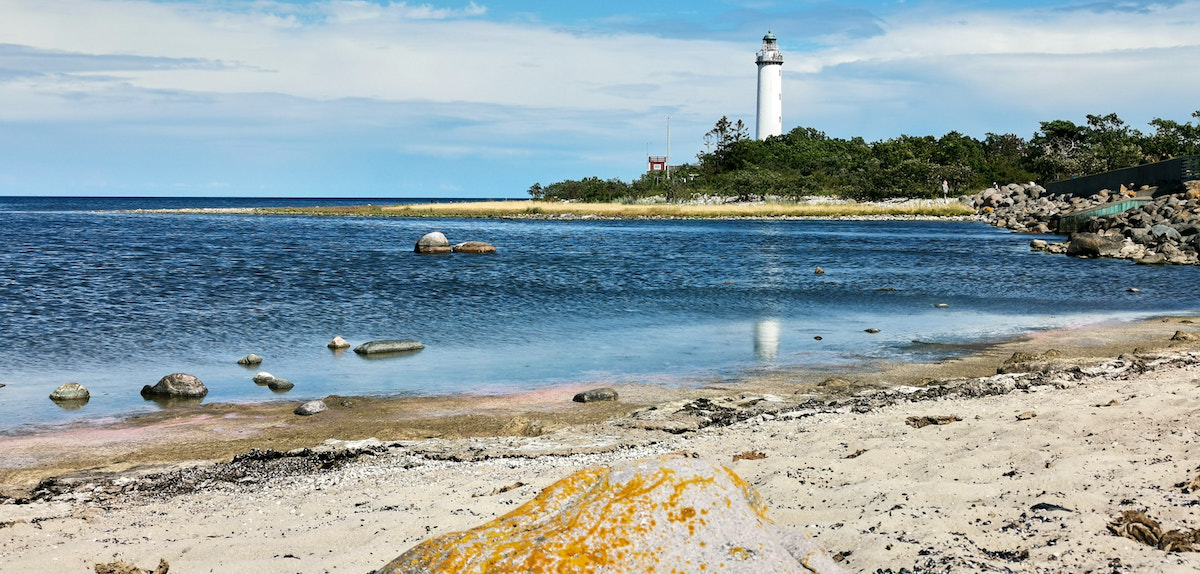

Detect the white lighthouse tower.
xmin=755 ymin=31 xmax=783 ymax=140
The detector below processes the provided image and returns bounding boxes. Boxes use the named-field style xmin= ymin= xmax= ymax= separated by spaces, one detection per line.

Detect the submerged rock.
xmin=415 ymin=232 xmax=451 ymax=254
xmin=141 ymin=373 xmax=208 ymax=398
xmin=236 ymin=353 xmax=263 ymax=366
xmin=353 ymin=339 xmax=425 ymax=355
xmin=451 ymin=241 xmax=497 ymax=254
xmin=267 ymin=378 xmax=294 ymax=391
xmin=252 ymin=371 xmax=275 ymax=385
xmin=373 ymin=454 xmax=844 ymax=574
xmin=49 ymin=382 xmax=90 ymax=401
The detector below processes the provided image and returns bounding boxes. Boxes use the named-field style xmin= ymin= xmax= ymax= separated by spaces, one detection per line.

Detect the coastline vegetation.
xmin=254 ymin=199 xmax=975 ymax=219
xmin=531 ymin=111 xmax=1200 ymax=203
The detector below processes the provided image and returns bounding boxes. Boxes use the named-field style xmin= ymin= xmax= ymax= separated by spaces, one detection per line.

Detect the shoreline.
xmin=2 ymin=315 xmax=1195 ymax=493
xmin=117 ymin=197 xmax=980 ymax=220
xmin=3 ymin=315 xmax=1200 ymax=572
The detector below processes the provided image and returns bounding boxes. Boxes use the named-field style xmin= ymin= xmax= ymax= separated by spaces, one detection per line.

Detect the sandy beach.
xmin=3 ymin=317 xmax=1200 ymax=572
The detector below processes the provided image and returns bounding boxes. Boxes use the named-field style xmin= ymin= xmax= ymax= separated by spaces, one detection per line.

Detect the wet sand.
xmin=2 ymin=316 xmax=1200 ymax=572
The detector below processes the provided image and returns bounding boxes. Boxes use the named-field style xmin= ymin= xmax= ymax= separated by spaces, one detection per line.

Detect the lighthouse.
xmin=755 ymin=31 xmax=783 ymax=140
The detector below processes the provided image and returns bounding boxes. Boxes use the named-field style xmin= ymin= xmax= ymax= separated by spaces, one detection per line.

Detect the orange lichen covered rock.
xmin=374 ymin=453 xmax=844 ymax=573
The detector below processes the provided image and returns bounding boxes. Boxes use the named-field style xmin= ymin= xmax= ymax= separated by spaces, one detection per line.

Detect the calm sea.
xmin=2 ymin=196 xmax=1199 ymax=433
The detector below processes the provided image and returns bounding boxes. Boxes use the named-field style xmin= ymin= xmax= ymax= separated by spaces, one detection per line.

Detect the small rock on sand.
xmin=572 ymin=388 xmax=619 ymax=403
xmin=94 ymin=558 xmax=170 ymax=574
xmin=295 ymin=400 xmax=326 ymax=416
xmin=906 ymin=415 xmax=961 ymax=428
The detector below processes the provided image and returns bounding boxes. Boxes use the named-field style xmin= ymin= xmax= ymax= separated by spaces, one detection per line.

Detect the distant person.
xmin=941 ymin=179 xmax=949 ymax=199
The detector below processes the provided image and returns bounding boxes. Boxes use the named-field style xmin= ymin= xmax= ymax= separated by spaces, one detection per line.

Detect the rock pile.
xmin=969 ymin=181 xmax=1200 ymax=265
xmin=415 ymin=232 xmax=496 ymax=254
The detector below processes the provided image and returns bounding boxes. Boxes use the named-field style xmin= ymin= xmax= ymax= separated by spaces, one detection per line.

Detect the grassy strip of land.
xmin=253 ymin=200 xmax=976 ymax=219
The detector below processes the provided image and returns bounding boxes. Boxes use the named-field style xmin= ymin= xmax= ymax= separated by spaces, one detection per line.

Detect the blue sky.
xmin=1 ymin=0 xmax=1198 ymax=198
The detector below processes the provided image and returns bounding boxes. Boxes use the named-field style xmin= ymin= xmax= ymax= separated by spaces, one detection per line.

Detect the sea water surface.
xmin=2 ymin=196 xmax=1199 ymax=433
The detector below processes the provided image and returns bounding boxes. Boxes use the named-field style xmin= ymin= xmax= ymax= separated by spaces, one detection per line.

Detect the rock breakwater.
xmin=970 ymin=180 xmax=1200 ymax=265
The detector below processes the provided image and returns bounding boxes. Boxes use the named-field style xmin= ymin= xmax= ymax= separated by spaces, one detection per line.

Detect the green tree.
xmin=1028 ymin=119 xmax=1090 ymax=182
xmin=1083 ymin=113 xmax=1143 ymax=172
xmin=1144 ymin=111 xmax=1200 ymax=158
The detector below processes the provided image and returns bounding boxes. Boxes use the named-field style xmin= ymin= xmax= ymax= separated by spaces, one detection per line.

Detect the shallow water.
xmin=1 ymin=197 xmax=1198 ymax=432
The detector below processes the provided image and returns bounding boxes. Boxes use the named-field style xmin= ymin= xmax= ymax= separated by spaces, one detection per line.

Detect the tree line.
xmin=529 ymin=111 xmax=1200 ymax=202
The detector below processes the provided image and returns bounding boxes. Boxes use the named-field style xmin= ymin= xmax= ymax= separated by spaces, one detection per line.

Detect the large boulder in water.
xmin=353 ymin=339 xmax=425 ymax=355
xmin=1065 ymin=233 xmax=1124 ymax=258
xmin=141 ymin=373 xmax=208 ymax=398
xmin=49 ymin=382 xmax=90 ymax=401
xmin=327 ymin=336 xmax=351 ymax=350
xmin=373 ymin=454 xmax=845 ymax=574
xmin=415 ymin=232 xmax=451 ymax=254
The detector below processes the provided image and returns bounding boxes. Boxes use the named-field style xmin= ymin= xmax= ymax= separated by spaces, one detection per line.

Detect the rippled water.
xmin=2 ymin=197 xmax=1199 ymax=432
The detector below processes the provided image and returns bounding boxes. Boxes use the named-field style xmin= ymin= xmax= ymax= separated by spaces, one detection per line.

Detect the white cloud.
xmin=1 ymin=0 xmax=1199 ymax=194
xmin=0 ymin=0 xmax=747 ymax=118
xmin=783 ymin=1 xmax=1200 ymax=138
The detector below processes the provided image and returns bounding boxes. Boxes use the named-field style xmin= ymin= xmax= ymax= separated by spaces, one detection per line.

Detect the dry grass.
xmin=261 ymin=200 xmax=975 ymax=219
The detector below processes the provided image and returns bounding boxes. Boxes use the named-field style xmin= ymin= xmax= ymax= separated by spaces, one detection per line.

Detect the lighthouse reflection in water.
xmin=754 ymin=319 xmax=781 ymax=361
